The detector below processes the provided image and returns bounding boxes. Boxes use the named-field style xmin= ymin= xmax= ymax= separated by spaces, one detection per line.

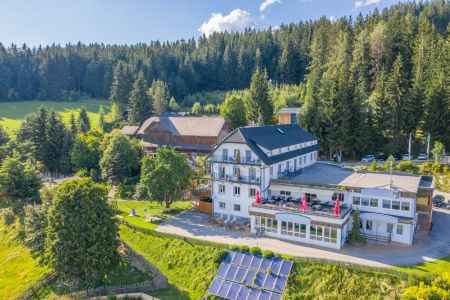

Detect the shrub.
xmin=262 ymin=250 xmax=275 ymax=258
xmin=239 ymin=245 xmax=250 ymax=253
xmin=115 ymin=184 xmax=136 ymax=199
xmin=229 ymin=245 xmax=239 ymax=251
xmin=250 ymin=247 xmax=262 ymax=255
xmin=396 ymin=161 xmax=419 ymax=174
xmin=347 ymin=208 xmax=365 ymax=245
xmin=0 ymin=207 xmax=15 ymax=225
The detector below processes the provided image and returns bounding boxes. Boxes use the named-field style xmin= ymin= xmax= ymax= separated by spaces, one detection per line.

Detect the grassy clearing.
xmin=0 ymin=218 xmax=50 ymax=299
xmin=284 ymin=260 xmax=409 ymax=299
xmin=0 ymin=98 xmax=110 ymax=135
xmin=119 ymin=224 xmax=227 ymax=299
xmin=394 ymin=256 xmax=450 ymax=277
xmin=114 ymin=200 xmax=193 ymax=230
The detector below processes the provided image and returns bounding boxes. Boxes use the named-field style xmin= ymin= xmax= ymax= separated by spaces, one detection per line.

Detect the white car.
xmin=402 ymin=154 xmax=413 ymax=160
xmin=361 ymin=155 xmax=375 ymax=162
xmin=417 ymin=153 xmax=428 ymax=160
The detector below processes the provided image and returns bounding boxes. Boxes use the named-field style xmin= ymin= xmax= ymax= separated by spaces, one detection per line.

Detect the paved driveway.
xmin=157 ymin=209 xmax=450 ymax=267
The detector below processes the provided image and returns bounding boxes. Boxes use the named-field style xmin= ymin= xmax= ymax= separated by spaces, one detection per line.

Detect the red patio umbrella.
xmin=255 ymin=190 xmax=261 ymax=205
xmin=334 ymin=199 xmax=340 ymax=217
xmin=301 ymin=195 xmax=307 ymax=213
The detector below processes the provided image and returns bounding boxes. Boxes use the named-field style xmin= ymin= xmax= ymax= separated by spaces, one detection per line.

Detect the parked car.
xmin=376 ymin=153 xmax=387 ymax=161
xmin=417 ymin=153 xmax=428 ymax=160
xmin=402 ymin=153 xmax=413 ymax=160
xmin=393 ymin=153 xmax=402 ymax=161
xmin=361 ymin=154 xmax=375 ymax=162
xmin=432 ymin=195 xmax=445 ymax=207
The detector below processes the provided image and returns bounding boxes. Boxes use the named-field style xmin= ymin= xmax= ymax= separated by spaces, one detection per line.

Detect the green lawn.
xmin=394 ymin=256 xmax=450 ymax=277
xmin=0 ymin=98 xmax=110 ymax=135
xmin=0 ymin=218 xmax=50 ymax=299
xmin=114 ymin=200 xmax=193 ymax=230
xmin=118 ymin=224 xmax=226 ymax=299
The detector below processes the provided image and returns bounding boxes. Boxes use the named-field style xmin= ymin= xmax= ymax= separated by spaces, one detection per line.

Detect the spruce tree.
xmin=148 ymin=80 xmax=169 ymax=115
xmin=0 ymin=124 xmax=9 ymax=146
xmin=69 ymin=112 xmax=77 ymax=136
xmin=109 ymin=60 xmax=133 ymax=113
xmin=17 ymin=107 xmax=48 ymax=162
xmin=245 ymin=68 xmax=273 ymax=124
xmin=98 ymin=105 xmax=105 ymax=131
xmin=77 ymin=107 xmax=91 ymax=133
xmin=43 ymin=111 xmax=72 ymax=175
xmin=128 ymin=72 xmax=151 ymax=124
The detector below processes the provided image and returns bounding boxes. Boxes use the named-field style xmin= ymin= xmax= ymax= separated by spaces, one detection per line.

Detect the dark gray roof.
xmin=239 ymin=124 xmax=318 ymax=150
xmin=210 ymin=124 xmax=319 ymax=165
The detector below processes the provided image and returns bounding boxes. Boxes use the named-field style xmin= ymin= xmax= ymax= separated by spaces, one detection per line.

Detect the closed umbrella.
xmin=255 ymin=190 xmax=261 ymax=205
xmin=334 ymin=199 xmax=340 ymax=217
xmin=301 ymin=195 xmax=307 ymax=213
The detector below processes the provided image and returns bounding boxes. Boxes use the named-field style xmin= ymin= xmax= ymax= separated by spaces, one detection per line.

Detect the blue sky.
xmin=0 ymin=0 xmax=405 ymax=46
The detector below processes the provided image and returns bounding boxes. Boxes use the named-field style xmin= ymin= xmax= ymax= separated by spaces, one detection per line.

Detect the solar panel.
xmin=208 ymin=250 xmax=294 ymax=300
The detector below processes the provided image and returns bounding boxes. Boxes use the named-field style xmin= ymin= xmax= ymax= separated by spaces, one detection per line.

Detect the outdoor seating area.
xmin=209 ymin=214 xmax=251 ymax=232
xmin=258 ymin=196 xmax=351 ymax=219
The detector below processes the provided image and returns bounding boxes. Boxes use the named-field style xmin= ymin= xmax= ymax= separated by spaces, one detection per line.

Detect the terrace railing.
xmin=213 ymin=173 xmax=261 ymax=184
xmin=210 ymin=155 xmax=261 ymax=166
xmin=276 ymin=168 xmax=303 ymax=180
xmin=251 ymin=202 xmax=353 ymax=219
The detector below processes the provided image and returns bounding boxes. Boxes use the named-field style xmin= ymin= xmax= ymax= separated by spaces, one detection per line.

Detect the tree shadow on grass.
xmin=146 ymin=284 xmax=190 ymax=300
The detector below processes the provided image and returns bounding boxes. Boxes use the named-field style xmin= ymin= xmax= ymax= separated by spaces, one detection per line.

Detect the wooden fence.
xmin=68 ymin=281 xmax=167 ymax=298
xmin=17 ymin=272 xmax=58 ymax=300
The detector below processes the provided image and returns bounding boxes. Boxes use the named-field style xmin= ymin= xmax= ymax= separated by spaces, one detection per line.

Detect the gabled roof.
xmin=121 ymin=125 xmax=139 ymax=136
xmin=137 ymin=115 xmax=226 ymax=137
xmin=239 ymin=124 xmax=318 ymax=150
xmin=210 ymin=124 xmax=319 ymax=165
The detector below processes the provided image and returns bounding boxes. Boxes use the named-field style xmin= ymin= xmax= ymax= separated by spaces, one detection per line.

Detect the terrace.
xmin=252 ymin=197 xmax=353 ymax=219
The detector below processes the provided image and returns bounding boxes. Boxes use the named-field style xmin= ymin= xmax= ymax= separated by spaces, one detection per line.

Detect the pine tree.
xmin=69 ymin=112 xmax=77 ymax=136
xmin=109 ymin=60 xmax=134 ymax=113
xmin=128 ymin=72 xmax=151 ymax=124
xmin=148 ymin=80 xmax=169 ymax=115
xmin=385 ymin=54 xmax=408 ymax=152
xmin=98 ymin=105 xmax=105 ymax=131
xmin=245 ymin=68 xmax=273 ymax=124
xmin=77 ymin=107 xmax=91 ymax=133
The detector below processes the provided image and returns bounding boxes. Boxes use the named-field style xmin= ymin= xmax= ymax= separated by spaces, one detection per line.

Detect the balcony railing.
xmin=213 ymin=173 xmax=261 ymax=184
xmin=251 ymin=201 xmax=352 ymax=219
xmin=210 ymin=155 xmax=261 ymax=166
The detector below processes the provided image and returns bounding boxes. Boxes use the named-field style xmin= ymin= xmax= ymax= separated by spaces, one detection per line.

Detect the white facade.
xmin=210 ymin=140 xmax=318 ymax=221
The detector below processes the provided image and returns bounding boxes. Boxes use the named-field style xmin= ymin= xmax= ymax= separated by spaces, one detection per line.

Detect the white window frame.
xmin=233 ymin=204 xmax=241 ymax=212
xmin=233 ymin=186 xmax=240 ymax=196
xmin=218 ymin=184 xmax=225 ymax=194
xmin=219 ymin=202 xmax=226 ymax=209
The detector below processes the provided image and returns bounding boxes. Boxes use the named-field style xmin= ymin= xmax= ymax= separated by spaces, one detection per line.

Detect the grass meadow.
xmin=0 ymin=98 xmax=110 ymax=135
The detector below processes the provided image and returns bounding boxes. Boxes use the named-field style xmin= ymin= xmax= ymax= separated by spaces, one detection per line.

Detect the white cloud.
xmin=354 ymin=0 xmax=381 ymax=9
xmin=260 ymin=0 xmax=282 ymax=12
xmin=199 ymin=9 xmax=254 ymax=37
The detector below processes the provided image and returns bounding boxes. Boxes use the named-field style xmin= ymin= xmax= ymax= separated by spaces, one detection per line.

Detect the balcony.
xmin=251 ymin=199 xmax=352 ymax=219
xmin=210 ymin=155 xmax=261 ymax=166
xmin=213 ymin=173 xmax=261 ymax=185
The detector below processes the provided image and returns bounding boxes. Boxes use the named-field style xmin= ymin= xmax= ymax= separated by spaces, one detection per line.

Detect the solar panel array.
xmin=208 ymin=250 xmax=294 ymax=300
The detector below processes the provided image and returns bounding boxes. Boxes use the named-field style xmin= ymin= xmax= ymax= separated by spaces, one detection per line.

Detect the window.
xmin=310 ymin=225 xmax=317 ymax=240
xmin=303 ymin=156 xmax=306 ymax=164
xmin=249 ymin=167 xmax=256 ymax=180
xmin=286 ymin=161 xmax=290 ymax=171
xmin=245 ymin=150 xmax=252 ymax=161
xmin=233 ymin=204 xmax=241 ymax=212
xmin=383 ymin=199 xmax=391 ymax=209
xmin=222 ymin=149 xmax=228 ymax=160
xmin=299 ymin=157 xmax=302 ymax=166
xmin=366 ymin=220 xmax=372 ymax=230
xmin=333 ymin=193 xmax=344 ymax=201
xmin=233 ymin=186 xmax=240 ymax=196
xmin=305 ymin=193 xmax=317 ymax=202
xmin=278 ymin=164 xmax=282 ymax=175
xmin=330 ymin=228 xmax=337 ymax=243
xmin=401 ymin=202 xmax=410 ymax=211
xmin=219 ymin=184 xmax=225 ymax=194
xmin=387 ymin=223 xmax=393 ymax=234
xmin=299 ymin=224 xmax=307 ymax=238
xmin=281 ymin=221 xmax=295 ymax=236
xmin=324 ymin=227 xmax=331 ymax=242
xmin=219 ymin=202 xmax=226 ymax=209
xmin=396 ymin=224 xmax=403 ymax=235
xmin=353 ymin=196 xmax=361 ymax=205
xmin=361 ymin=197 xmax=370 ymax=206
xmin=280 ymin=190 xmax=291 ymax=196
xmin=370 ymin=198 xmax=378 ymax=207
xmin=266 ymin=218 xmax=278 ymax=233
xmin=316 ymin=226 xmax=323 ymax=241
xmin=233 ymin=166 xmax=240 ymax=176
xmin=249 ymin=188 xmax=256 ymax=198
xmin=270 ymin=166 xmax=273 ymax=176
xmin=310 ymin=153 xmax=313 ymax=160
xmin=219 ymin=166 xmax=225 ymax=179
xmin=392 ymin=201 xmax=400 ymax=210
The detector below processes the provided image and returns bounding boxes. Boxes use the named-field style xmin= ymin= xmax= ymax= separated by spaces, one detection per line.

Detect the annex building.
xmin=207 ymin=124 xmax=434 ymax=250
